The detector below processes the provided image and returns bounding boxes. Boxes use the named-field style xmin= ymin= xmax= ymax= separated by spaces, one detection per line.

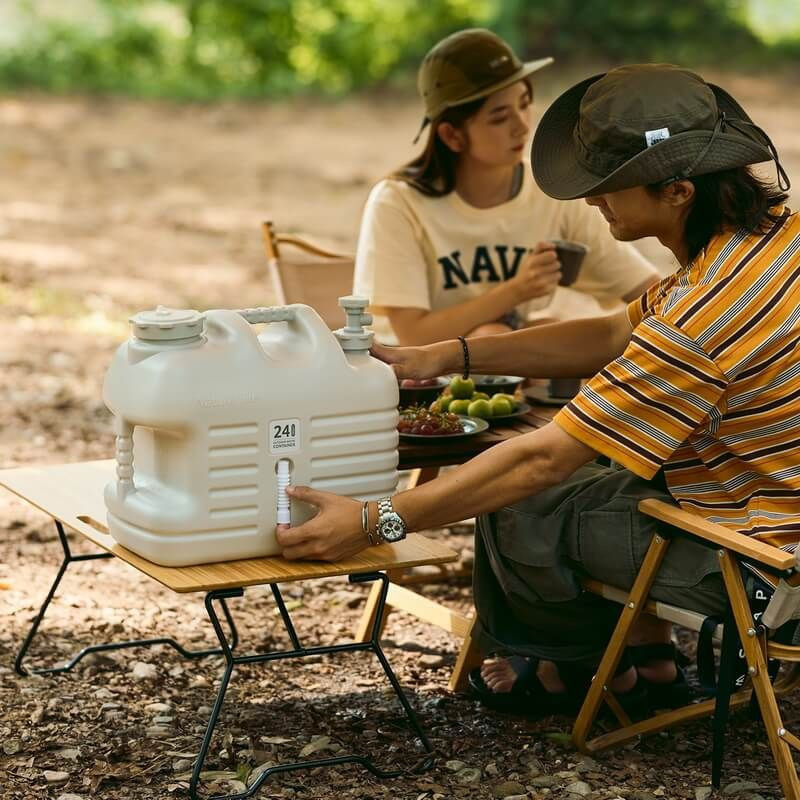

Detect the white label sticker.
xmin=645 ymin=127 xmax=670 ymax=147
xmin=269 ymin=418 xmax=301 ymax=453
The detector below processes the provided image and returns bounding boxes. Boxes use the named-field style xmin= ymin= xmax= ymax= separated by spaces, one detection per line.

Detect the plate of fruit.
xmin=397 ymin=405 xmax=489 ymax=439
xmin=433 ymin=376 xmax=528 ymax=424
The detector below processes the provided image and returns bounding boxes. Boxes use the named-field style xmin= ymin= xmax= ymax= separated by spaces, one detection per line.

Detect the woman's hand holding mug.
xmin=509 ymin=241 xmax=562 ymax=302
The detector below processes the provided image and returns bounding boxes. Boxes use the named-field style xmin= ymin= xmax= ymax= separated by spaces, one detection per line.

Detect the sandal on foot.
xmin=629 ymin=642 xmax=692 ymax=709
xmin=468 ymin=656 xmax=583 ymax=716
xmin=600 ymin=673 xmax=652 ymax=721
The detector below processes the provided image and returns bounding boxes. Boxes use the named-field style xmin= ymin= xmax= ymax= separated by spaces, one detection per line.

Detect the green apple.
xmin=438 ymin=395 xmax=453 ymax=412
xmin=489 ymin=396 xmax=513 ymax=416
xmin=493 ymin=392 xmax=517 ymax=409
xmin=472 ymin=391 xmax=490 ymax=401
xmin=449 ymin=398 xmax=471 ymax=415
xmin=449 ymin=375 xmax=475 ymax=399
xmin=467 ymin=399 xmax=492 ymax=419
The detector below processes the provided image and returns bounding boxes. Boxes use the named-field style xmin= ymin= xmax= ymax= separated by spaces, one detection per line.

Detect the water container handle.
xmin=114 ymin=418 xmax=135 ymax=498
xmin=235 ymin=307 xmax=296 ymax=324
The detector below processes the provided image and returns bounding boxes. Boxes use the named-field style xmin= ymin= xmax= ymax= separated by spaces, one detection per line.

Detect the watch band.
xmin=378 ymin=497 xmax=393 ymax=518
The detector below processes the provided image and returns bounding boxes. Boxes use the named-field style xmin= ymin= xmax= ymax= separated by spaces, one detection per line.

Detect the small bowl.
xmin=398 ymin=376 xmax=450 ymax=409
xmin=470 ymin=374 xmax=524 ymax=395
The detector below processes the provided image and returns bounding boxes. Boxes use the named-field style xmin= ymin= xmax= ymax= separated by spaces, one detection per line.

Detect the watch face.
xmin=380 ymin=512 xmax=406 ymax=543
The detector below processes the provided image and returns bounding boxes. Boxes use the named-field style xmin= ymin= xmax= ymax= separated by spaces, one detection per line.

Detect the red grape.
xmin=397 ymin=404 xmax=465 ymax=436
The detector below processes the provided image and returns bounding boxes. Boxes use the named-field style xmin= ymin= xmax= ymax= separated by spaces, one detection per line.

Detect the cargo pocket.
xmin=494 ymin=510 xmax=581 ymax=603
xmin=578 ymin=509 xmax=638 ymax=591
xmin=646 ymin=533 xmax=721 ymax=589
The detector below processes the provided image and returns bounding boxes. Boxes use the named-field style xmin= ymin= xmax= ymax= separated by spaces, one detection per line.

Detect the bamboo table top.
xmin=0 ymin=460 xmax=457 ymax=594
xmin=398 ymin=403 xmax=559 ymax=470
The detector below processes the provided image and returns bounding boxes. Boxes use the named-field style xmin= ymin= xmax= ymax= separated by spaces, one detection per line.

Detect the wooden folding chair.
xmin=572 ymin=499 xmax=800 ymax=798
xmin=261 ymin=220 xmax=355 ymax=329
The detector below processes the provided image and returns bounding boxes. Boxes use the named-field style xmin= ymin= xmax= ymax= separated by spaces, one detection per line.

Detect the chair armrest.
xmin=261 ymin=221 xmax=351 ymax=262
xmin=638 ymin=498 xmax=795 ymax=571
xmin=277 ymin=236 xmax=350 ymax=260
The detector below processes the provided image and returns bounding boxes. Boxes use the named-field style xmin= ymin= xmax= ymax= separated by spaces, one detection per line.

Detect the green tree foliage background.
xmin=0 ymin=0 xmax=796 ymax=98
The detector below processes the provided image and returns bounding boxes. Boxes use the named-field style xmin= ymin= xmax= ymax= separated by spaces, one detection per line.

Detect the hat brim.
xmin=532 ymin=73 xmax=775 ymax=200
xmin=435 ymin=56 xmax=554 ymax=117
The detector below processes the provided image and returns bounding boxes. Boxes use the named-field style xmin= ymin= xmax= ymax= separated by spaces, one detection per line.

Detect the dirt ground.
xmin=2 ymin=69 xmax=800 ymax=800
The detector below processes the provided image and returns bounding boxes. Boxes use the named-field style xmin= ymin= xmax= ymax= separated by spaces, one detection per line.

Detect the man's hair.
xmin=652 ymin=168 xmax=789 ymax=264
xmin=392 ymin=80 xmax=532 ymax=197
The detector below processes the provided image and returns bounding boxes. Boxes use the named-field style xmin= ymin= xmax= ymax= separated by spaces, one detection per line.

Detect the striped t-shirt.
xmin=555 ymin=207 xmax=800 ymax=546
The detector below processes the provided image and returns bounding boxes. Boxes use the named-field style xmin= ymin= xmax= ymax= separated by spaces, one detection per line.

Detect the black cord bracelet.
xmin=456 ymin=335 xmax=470 ymax=379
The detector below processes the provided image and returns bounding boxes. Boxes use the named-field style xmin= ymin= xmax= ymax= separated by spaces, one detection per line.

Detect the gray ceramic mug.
xmin=551 ymin=239 xmax=589 ymax=286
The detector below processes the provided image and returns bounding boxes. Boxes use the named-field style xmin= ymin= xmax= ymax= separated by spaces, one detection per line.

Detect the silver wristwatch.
xmin=376 ymin=497 xmax=407 ymax=544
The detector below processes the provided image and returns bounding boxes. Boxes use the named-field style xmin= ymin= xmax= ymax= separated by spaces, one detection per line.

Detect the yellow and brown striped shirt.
xmin=556 ymin=207 xmax=800 ymax=546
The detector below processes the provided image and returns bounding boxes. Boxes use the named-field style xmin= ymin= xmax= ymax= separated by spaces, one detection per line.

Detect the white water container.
xmin=103 ymin=297 xmax=399 ymax=566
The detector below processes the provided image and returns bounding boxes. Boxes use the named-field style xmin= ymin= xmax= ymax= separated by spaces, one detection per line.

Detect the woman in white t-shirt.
xmin=353 ymin=29 xmax=658 ymax=345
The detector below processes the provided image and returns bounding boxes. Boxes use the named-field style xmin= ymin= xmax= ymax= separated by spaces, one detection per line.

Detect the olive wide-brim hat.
xmin=414 ymin=29 xmax=553 ymax=141
xmin=532 ymin=64 xmax=777 ymax=200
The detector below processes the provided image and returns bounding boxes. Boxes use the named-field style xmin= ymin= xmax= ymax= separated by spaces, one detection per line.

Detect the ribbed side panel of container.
xmin=309 ymin=408 xmax=398 ymax=498
xmin=206 ymin=422 xmax=261 ymax=526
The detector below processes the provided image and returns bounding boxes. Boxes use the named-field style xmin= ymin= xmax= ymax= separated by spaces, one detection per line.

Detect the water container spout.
xmin=276 ymin=459 xmax=291 ymax=525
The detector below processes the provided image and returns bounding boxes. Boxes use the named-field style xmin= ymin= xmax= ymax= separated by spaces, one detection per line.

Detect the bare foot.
xmin=479 ymin=657 xmax=567 ymax=694
xmin=479 ymin=657 xmax=519 ymax=693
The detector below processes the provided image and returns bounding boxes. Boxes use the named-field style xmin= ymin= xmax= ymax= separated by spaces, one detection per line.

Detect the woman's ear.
xmin=436 ymin=121 xmax=466 ymax=153
xmin=662 ymin=179 xmax=695 ymax=207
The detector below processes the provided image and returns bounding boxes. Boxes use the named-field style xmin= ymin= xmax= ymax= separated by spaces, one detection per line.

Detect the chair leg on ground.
xmin=572 ymin=531 xmax=672 ymax=750
xmin=354 ymin=579 xmax=386 ymax=642
xmin=574 ymin=539 xmax=800 ymax=799
xmin=718 ymin=552 xmax=800 ymax=800
xmin=15 ymin=520 xmax=238 ymax=676
xmin=448 ymin=616 xmax=483 ymax=693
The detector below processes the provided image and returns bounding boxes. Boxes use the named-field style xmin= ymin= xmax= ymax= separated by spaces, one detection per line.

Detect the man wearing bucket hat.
xmin=280 ymin=64 xmax=797 ymax=716
xmin=353 ymin=29 xmax=657 ymax=347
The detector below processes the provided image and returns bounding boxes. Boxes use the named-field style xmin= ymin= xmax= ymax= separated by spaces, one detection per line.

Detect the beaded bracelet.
xmin=456 ymin=335 xmax=470 ymax=379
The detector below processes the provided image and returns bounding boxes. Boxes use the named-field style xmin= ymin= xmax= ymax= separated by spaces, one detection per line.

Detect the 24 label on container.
xmin=269 ymin=418 xmax=301 ymax=453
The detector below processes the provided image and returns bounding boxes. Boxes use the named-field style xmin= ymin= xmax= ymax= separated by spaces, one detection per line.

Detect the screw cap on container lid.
xmin=130 ymin=306 xmax=205 ymax=341
xmin=334 ymin=295 xmax=374 ymax=351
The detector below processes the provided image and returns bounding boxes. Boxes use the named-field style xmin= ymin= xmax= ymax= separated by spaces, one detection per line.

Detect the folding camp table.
xmin=0 ymin=459 xmax=458 ymax=800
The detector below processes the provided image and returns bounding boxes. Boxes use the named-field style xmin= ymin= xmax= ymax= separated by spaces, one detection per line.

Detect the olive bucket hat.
xmin=414 ymin=28 xmax=553 ymax=142
xmin=532 ymin=63 xmax=790 ymax=200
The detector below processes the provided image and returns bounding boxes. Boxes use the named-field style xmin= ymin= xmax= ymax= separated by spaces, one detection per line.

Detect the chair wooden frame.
xmin=571 ymin=499 xmax=800 ymax=799
xmin=261 ymin=220 xmax=355 ymax=329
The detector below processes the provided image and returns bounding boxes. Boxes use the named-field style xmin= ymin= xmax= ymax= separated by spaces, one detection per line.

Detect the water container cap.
xmin=130 ymin=306 xmax=205 ymax=342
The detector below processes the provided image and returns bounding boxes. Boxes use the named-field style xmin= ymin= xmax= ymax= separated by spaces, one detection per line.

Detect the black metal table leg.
xmin=190 ymin=572 xmax=435 ymax=800
xmin=15 ymin=520 xmax=239 ymax=676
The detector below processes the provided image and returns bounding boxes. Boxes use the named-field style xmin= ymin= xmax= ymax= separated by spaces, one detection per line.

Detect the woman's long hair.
xmin=654 ymin=168 xmax=789 ymax=264
xmin=392 ymin=80 xmax=531 ymax=197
